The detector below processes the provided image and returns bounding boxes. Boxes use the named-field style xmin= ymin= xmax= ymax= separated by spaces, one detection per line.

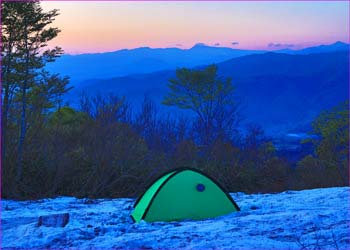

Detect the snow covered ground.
xmin=1 ymin=187 xmax=350 ymax=249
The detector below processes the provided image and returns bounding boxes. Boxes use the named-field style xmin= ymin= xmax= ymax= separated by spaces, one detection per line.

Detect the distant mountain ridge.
xmin=46 ymin=41 xmax=349 ymax=86
xmin=70 ymin=51 xmax=349 ymax=137
xmin=46 ymin=44 xmax=265 ymax=85
xmin=275 ymin=41 xmax=349 ymax=55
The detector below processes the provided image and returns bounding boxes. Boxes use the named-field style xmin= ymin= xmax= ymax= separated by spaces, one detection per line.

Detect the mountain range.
xmin=46 ymin=43 xmax=264 ymax=85
xmin=50 ymin=41 xmax=349 ymax=138
xmin=276 ymin=41 xmax=349 ymax=55
xmin=47 ymin=41 xmax=349 ymax=86
xmin=64 ymin=50 xmax=349 ymax=137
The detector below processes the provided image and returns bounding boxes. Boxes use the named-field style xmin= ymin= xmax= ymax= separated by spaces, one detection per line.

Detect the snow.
xmin=1 ymin=187 xmax=350 ymax=249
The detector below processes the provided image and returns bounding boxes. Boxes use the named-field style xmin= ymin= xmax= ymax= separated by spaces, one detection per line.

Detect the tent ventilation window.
xmin=196 ymin=183 xmax=205 ymax=192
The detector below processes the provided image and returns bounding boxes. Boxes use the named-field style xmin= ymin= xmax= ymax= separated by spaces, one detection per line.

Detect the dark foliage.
xmin=3 ymin=91 xmax=348 ymax=199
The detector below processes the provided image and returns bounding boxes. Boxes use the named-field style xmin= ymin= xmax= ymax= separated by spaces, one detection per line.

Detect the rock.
xmin=37 ymin=213 xmax=69 ymax=227
xmin=94 ymin=227 xmax=101 ymax=236
xmin=83 ymin=199 xmax=98 ymax=204
xmin=250 ymin=205 xmax=259 ymax=210
xmin=5 ymin=205 xmax=12 ymax=211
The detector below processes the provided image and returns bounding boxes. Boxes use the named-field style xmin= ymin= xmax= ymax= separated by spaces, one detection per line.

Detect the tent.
xmin=131 ymin=168 xmax=240 ymax=223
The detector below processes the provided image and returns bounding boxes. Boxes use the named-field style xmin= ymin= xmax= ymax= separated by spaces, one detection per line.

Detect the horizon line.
xmin=60 ymin=40 xmax=349 ymax=56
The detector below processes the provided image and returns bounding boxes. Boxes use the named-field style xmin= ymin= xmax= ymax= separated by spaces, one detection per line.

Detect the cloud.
xmin=268 ymin=43 xmax=294 ymax=48
xmin=232 ymin=41 xmax=239 ymax=46
xmin=175 ymin=43 xmax=182 ymax=47
xmin=214 ymin=43 xmax=221 ymax=46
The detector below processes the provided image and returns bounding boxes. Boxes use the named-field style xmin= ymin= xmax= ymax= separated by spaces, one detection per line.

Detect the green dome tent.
xmin=131 ymin=168 xmax=240 ymax=223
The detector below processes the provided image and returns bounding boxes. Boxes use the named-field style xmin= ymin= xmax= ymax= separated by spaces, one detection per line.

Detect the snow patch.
xmin=2 ymin=187 xmax=350 ymax=249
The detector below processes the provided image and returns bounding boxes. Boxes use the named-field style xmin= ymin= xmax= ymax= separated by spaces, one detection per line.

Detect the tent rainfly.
xmin=131 ymin=168 xmax=240 ymax=223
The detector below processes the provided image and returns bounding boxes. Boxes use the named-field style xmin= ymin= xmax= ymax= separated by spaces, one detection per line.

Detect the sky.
xmin=42 ymin=1 xmax=349 ymax=54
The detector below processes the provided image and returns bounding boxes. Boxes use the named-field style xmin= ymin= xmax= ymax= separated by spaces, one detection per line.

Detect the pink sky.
xmin=42 ymin=1 xmax=349 ymax=54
